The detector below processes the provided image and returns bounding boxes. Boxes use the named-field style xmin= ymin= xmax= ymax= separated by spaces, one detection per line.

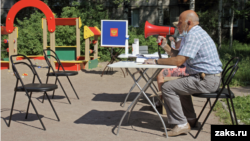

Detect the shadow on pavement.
xmin=92 ymin=92 xmax=153 ymax=105
xmin=37 ymin=95 xmax=66 ymax=100
xmin=2 ymin=112 xmax=46 ymax=130
xmin=4 ymin=112 xmax=45 ymax=122
xmin=81 ymin=69 xmax=117 ymax=75
xmin=74 ymin=110 xmax=168 ymax=133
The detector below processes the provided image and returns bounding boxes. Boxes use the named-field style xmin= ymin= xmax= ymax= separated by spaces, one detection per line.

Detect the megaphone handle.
xmin=158 ymin=39 xmax=163 ymax=46
xmin=158 ymin=45 xmax=162 ymax=59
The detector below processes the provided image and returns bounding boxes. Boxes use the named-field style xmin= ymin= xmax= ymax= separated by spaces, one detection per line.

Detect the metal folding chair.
xmin=192 ymin=57 xmax=240 ymax=138
xmin=42 ymin=49 xmax=79 ymax=104
xmin=8 ymin=54 xmax=60 ymax=130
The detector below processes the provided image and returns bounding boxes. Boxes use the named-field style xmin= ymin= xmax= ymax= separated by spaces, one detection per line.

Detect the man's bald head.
xmin=177 ymin=10 xmax=199 ymax=33
xmin=186 ymin=12 xmax=199 ymax=23
xmin=180 ymin=10 xmax=199 ymax=26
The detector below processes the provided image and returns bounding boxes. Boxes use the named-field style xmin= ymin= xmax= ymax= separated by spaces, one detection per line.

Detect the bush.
xmin=15 ymin=11 xmax=45 ymax=55
xmin=196 ymin=10 xmax=218 ymax=41
xmin=218 ymin=40 xmax=250 ymax=86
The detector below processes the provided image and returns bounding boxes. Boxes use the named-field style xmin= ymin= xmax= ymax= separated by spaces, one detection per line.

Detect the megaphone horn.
xmin=144 ymin=21 xmax=175 ymax=38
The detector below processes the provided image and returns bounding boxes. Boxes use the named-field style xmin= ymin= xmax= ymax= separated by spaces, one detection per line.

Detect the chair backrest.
xmin=222 ymin=57 xmax=239 ymax=76
xmin=43 ymin=49 xmax=65 ymax=72
xmin=10 ymin=54 xmax=43 ymax=87
xmin=139 ymin=46 xmax=148 ymax=54
xmin=218 ymin=57 xmax=239 ymax=96
xmin=221 ymin=57 xmax=239 ymax=86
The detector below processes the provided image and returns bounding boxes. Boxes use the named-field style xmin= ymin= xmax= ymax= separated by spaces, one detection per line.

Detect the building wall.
xmin=131 ymin=0 xmax=170 ymax=26
xmin=106 ymin=0 xmax=187 ymax=27
xmin=1 ymin=0 xmax=15 ymax=16
xmin=139 ymin=6 xmax=159 ymax=25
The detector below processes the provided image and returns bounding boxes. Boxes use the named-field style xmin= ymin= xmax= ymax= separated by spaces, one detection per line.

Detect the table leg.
xmin=116 ymin=68 xmax=168 ymax=138
xmin=121 ymin=68 xmax=159 ymax=107
xmin=102 ymin=48 xmax=126 ymax=77
xmin=142 ymin=68 xmax=159 ymax=92
xmin=120 ymin=68 xmax=126 ymax=78
xmin=127 ymin=68 xmax=167 ymax=123
xmin=101 ymin=61 xmax=112 ymax=77
xmin=138 ymin=68 xmax=166 ymax=109
xmin=121 ymin=69 xmax=146 ymax=107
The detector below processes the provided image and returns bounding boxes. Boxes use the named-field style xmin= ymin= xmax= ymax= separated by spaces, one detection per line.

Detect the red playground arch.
xmin=6 ymin=0 xmax=55 ymax=33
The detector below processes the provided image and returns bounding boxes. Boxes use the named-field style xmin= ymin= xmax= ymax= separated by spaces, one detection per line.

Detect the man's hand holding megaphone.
xmin=157 ymin=36 xmax=168 ymax=49
xmin=157 ymin=36 xmax=174 ymax=55
xmin=144 ymin=36 xmax=173 ymax=64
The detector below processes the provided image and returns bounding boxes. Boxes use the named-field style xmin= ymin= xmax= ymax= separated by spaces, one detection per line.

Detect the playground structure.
xmin=2 ymin=0 xmax=99 ymax=71
xmin=83 ymin=25 xmax=101 ymax=69
xmin=1 ymin=26 xmax=18 ymax=70
xmin=42 ymin=18 xmax=100 ymax=71
xmin=2 ymin=0 xmax=56 ymax=70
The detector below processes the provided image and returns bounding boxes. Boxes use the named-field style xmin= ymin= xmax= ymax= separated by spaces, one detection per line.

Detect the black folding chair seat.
xmin=15 ymin=83 xmax=58 ymax=92
xmin=8 ymin=54 xmax=60 ymax=131
xmin=47 ymin=71 xmax=78 ymax=76
xmin=193 ymin=88 xmax=235 ymax=99
xmin=191 ymin=57 xmax=239 ymax=139
xmin=42 ymin=49 xmax=79 ymax=104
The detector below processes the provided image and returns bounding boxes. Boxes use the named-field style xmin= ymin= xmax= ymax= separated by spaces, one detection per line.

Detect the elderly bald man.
xmin=144 ymin=10 xmax=222 ymax=137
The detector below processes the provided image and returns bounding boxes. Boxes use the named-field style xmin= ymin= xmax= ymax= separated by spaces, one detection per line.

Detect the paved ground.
xmin=1 ymin=60 xmax=249 ymax=141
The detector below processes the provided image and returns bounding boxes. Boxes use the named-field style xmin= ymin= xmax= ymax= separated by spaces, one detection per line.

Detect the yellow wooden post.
xmin=13 ymin=28 xmax=18 ymax=56
xmin=43 ymin=19 xmax=47 ymax=55
xmin=76 ymin=19 xmax=80 ymax=58
xmin=8 ymin=29 xmax=15 ymax=70
xmin=85 ymin=38 xmax=90 ymax=69
xmin=94 ymin=35 xmax=98 ymax=60
xmin=50 ymin=32 xmax=56 ymax=69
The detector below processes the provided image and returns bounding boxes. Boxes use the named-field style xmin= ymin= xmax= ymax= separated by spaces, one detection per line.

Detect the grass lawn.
xmin=213 ymin=95 xmax=250 ymax=125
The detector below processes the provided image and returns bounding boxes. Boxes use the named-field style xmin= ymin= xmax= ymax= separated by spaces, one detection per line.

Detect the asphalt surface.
xmin=1 ymin=60 xmax=248 ymax=141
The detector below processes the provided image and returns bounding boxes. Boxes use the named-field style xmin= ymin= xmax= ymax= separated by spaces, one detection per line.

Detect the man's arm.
xmin=175 ymin=40 xmax=182 ymax=50
xmin=157 ymin=55 xmax=188 ymax=67
xmin=162 ymin=44 xmax=179 ymax=57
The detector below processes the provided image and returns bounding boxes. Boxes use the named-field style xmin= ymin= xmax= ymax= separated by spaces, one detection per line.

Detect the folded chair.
xmin=192 ymin=57 xmax=239 ymax=138
xmin=42 ymin=49 xmax=79 ymax=104
xmin=8 ymin=54 xmax=60 ymax=130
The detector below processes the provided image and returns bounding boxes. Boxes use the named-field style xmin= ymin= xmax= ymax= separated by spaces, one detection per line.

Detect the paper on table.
xmin=136 ymin=56 xmax=160 ymax=63
xmin=137 ymin=63 xmax=156 ymax=65
xmin=143 ymin=54 xmax=168 ymax=58
xmin=136 ymin=57 xmax=150 ymax=63
xmin=128 ymin=54 xmax=143 ymax=57
xmin=136 ymin=53 xmax=168 ymax=63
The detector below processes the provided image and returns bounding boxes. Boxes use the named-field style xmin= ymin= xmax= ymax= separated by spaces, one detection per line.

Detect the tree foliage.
xmin=232 ymin=0 xmax=250 ymax=42
xmin=196 ymin=10 xmax=218 ymax=41
xmin=1 ymin=0 xmax=159 ymax=60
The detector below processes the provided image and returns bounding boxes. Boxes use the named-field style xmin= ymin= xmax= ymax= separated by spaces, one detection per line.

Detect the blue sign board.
xmin=101 ymin=20 xmax=128 ymax=47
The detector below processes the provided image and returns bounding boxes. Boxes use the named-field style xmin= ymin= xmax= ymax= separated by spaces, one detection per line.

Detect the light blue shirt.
xmin=178 ymin=25 xmax=222 ymax=75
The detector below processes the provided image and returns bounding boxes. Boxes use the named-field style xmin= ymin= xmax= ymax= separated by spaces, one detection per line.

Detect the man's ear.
xmin=187 ymin=21 xmax=191 ymax=25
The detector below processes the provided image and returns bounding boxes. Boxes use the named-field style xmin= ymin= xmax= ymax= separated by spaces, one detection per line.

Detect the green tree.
xmin=196 ymin=10 xmax=218 ymax=41
xmin=15 ymin=11 xmax=45 ymax=55
xmin=233 ymin=1 xmax=250 ymax=43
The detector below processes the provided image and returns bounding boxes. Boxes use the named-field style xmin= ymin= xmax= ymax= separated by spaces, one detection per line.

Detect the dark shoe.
xmin=163 ymin=123 xmax=191 ymax=137
xmin=188 ymin=119 xmax=198 ymax=128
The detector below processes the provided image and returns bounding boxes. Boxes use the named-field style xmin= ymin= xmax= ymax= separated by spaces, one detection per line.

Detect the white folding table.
xmin=108 ymin=61 xmax=177 ymax=138
xmin=117 ymin=54 xmax=167 ymax=107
